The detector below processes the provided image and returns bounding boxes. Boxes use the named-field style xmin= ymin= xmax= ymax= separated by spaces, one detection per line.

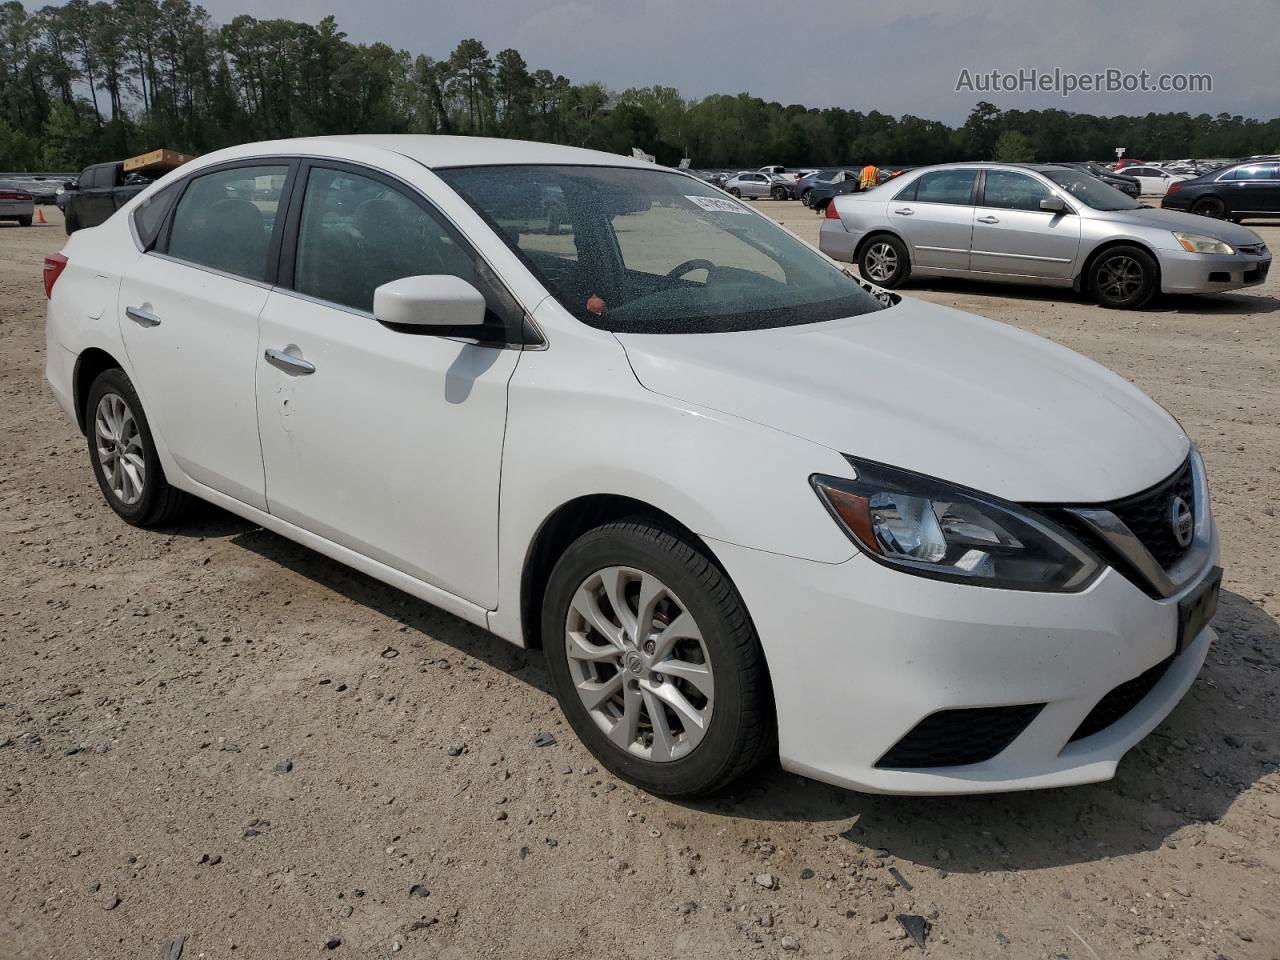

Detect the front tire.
xmin=542 ymin=520 xmax=774 ymax=798
xmin=18 ymin=215 xmax=32 ymax=226
xmin=86 ymin=369 xmax=190 ymax=527
xmin=858 ymin=234 xmax=910 ymax=288
xmin=1089 ymin=245 xmax=1157 ymax=309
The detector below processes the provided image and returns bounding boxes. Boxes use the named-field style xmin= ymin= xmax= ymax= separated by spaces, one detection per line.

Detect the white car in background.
xmin=45 ymin=136 xmax=1221 ymax=798
xmin=1121 ymin=165 xmax=1192 ymax=196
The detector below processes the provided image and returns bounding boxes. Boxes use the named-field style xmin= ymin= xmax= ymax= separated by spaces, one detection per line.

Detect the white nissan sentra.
xmin=44 ymin=136 xmax=1221 ymax=798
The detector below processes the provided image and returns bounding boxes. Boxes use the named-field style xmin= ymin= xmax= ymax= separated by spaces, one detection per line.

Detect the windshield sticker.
xmin=685 ymin=195 xmax=751 ymax=215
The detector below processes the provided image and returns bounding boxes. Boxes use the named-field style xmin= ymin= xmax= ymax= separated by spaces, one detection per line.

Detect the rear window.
xmin=165 ymin=165 xmax=287 ymax=282
xmin=438 ymin=164 xmax=887 ymax=334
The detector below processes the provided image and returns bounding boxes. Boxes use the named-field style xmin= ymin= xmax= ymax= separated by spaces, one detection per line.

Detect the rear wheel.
xmin=770 ymin=185 xmax=788 ymax=201
xmin=858 ymin=234 xmax=910 ymax=288
xmin=1191 ymin=196 xmax=1225 ymax=219
xmin=800 ymin=188 xmax=812 ymax=206
xmin=18 ymin=215 xmax=32 ymax=226
xmin=727 ymin=187 xmax=741 ymax=198
xmin=542 ymin=520 xmax=774 ymax=798
xmin=86 ymin=368 xmax=190 ymax=527
xmin=64 ymin=207 xmax=79 ymax=235
xmin=1089 ymin=245 xmax=1157 ymax=310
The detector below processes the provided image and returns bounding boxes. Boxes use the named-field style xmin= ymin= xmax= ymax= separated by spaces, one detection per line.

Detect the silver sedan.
xmin=819 ymin=162 xmax=1271 ymax=308
xmin=0 ymin=180 xmax=35 ymax=227
xmin=724 ymin=171 xmax=791 ymax=201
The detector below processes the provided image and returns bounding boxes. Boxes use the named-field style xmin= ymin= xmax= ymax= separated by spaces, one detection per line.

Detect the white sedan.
xmin=45 ymin=136 xmax=1221 ymax=797
xmin=1120 ymin=165 xmax=1192 ymax=197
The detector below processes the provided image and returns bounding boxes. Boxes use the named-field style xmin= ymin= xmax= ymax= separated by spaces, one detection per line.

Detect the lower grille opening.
xmin=1069 ymin=655 xmax=1174 ymax=742
xmin=1208 ymin=271 xmax=1231 ymax=283
xmin=876 ymin=703 xmax=1044 ymax=769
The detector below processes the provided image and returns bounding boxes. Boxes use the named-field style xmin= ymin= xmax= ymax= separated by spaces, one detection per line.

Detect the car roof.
xmin=194 ymin=135 xmax=661 ymax=171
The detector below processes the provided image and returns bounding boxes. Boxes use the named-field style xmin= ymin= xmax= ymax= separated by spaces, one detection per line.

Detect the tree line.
xmin=3 ymin=0 xmax=1279 ymax=173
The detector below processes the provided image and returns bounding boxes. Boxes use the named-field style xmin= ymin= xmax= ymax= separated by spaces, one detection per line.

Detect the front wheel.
xmin=86 ymin=369 xmax=190 ymax=527
xmin=1089 ymin=245 xmax=1157 ymax=309
xmin=18 ymin=215 xmax=32 ymax=226
xmin=858 ymin=234 xmax=910 ymax=288
xmin=542 ymin=520 xmax=774 ymax=798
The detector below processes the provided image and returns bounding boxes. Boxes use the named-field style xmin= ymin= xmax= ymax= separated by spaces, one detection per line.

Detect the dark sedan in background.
xmin=1060 ymin=162 xmax=1141 ymax=199
xmin=1162 ymin=160 xmax=1280 ymax=222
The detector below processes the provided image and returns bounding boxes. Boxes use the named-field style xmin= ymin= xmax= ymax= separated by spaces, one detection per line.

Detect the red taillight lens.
xmin=43 ymin=254 xmax=68 ymax=299
xmin=1166 ymin=181 xmax=1183 ymax=195
xmin=824 ymin=200 xmax=841 ymax=220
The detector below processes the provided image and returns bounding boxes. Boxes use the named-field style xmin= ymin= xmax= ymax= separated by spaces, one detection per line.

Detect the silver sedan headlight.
xmin=812 ymin=459 xmax=1100 ymax=592
xmin=1173 ymin=232 xmax=1235 ymax=255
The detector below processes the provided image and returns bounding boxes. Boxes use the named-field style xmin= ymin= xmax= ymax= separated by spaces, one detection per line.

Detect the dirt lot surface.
xmin=2 ymin=204 xmax=1278 ymax=960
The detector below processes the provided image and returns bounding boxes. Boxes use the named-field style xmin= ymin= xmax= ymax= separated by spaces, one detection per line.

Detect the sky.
xmin=142 ymin=0 xmax=1280 ymax=124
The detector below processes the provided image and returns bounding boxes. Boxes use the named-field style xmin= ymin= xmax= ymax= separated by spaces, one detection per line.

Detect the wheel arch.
xmin=519 ymin=494 xmax=726 ymax=651
xmin=73 ymin=347 xmax=126 ymax=434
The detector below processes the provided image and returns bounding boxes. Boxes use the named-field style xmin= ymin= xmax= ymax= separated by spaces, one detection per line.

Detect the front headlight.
xmin=812 ymin=459 xmax=1099 ymax=592
xmin=1173 ymin=232 xmax=1234 ymax=255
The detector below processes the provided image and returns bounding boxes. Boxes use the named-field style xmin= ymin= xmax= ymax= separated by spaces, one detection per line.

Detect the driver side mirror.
xmin=373 ymin=275 xmax=487 ymax=330
xmin=1040 ymin=195 xmax=1067 ymax=213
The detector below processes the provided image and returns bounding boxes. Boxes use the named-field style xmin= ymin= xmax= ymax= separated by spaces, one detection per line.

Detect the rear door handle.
xmin=125 ymin=305 xmax=161 ymax=327
xmin=264 ymin=348 xmax=316 ymax=376
xmin=976 ymin=215 xmax=1000 ymax=224
xmin=893 ymin=207 xmax=914 ymax=216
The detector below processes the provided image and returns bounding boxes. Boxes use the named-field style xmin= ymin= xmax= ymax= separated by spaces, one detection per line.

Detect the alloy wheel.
xmin=865 ymin=242 xmax=898 ymax=282
xmin=94 ymin=392 xmax=146 ymax=505
xmin=1097 ymin=255 xmax=1144 ymax=302
xmin=565 ymin=566 xmax=714 ymax=763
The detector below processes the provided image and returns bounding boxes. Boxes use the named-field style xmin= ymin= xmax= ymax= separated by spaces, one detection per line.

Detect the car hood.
xmin=1094 ymin=206 xmax=1265 ymax=245
xmin=617 ymin=298 xmax=1189 ymax=503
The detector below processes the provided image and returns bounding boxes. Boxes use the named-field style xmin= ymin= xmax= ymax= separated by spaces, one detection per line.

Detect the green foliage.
xmin=991 ymin=130 xmax=1035 ymax=163
xmin=2 ymin=0 xmax=1279 ymax=173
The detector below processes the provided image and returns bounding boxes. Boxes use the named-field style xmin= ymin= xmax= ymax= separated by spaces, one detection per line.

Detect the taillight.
xmin=43 ymin=254 xmax=69 ymax=299
xmin=825 ymin=201 xmax=841 ymax=220
xmin=1166 ymin=181 xmax=1183 ymax=195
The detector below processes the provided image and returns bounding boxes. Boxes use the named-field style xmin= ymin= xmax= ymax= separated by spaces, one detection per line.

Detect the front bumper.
xmin=1158 ymin=247 xmax=1271 ymax=293
xmin=711 ymin=524 xmax=1219 ymax=795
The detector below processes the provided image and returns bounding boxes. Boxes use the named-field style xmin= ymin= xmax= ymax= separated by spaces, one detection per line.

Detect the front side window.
xmin=291 ymin=166 xmax=517 ymax=324
xmin=982 ymin=171 xmax=1053 ymax=211
xmin=438 ymin=164 xmax=887 ymax=334
xmin=165 ymin=165 xmax=287 ymax=282
xmin=897 ymin=169 xmax=977 ymax=205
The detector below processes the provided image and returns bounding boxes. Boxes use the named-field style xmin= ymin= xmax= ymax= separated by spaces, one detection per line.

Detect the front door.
xmin=970 ymin=170 xmax=1081 ymax=280
xmin=255 ymin=162 xmax=521 ymax=608
xmin=117 ymin=161 xmax=293 ymax=510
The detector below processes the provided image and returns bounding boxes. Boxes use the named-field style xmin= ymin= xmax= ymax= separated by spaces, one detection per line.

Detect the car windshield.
xmin=437 ymin=164 xmax=888 ymax=334
xmin=1044 ymin=169 xmax=1141 ymax=211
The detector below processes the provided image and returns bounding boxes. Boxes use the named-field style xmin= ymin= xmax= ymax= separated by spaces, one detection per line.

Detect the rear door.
xmin=118 ymin=160 xmax=294 ymax=510
xmin=888 ymin=168 xmax=978 ymax=270
xmin=255 ymin=160 xmax=521 ymax=607
xmin=1228 ymin=163 xmax=1280 ymax=214
xmin=970 ymin=170 xmax=1081 ymax=279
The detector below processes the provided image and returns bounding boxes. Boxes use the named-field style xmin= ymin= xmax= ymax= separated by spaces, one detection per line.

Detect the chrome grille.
xmin=1107 ymin=459 xmax=1195 ymax=570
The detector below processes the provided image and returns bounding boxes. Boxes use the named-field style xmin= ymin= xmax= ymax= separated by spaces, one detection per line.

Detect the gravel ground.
xmin=2 ymin=204 xmax=1278 ymax=960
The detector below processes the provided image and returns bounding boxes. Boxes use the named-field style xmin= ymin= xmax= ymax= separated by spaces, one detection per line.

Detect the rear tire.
xmin=18 ymin=215 xmax=32 ymax=226
xmin=64 ymin=207 xmax=79 ymax=235
xmin=800 ymin=188 xmax=812 ymax=206
xmin=770 ymin=185 xmax=788 ymax=201
xmin=1191 ymin=197 xmax=1225 ymax=219
xmin=542 ymin=519 xmax=774 ymax=798
xmin=1089 ymin=245 xmax=1157 ymax=310
xmin=85 ymin=368 xmax=190 ymax=527
xmin=858 ymin=234 xmax=910 ymax=288
xmin=728 ymin=187 xmax=741 ymax=198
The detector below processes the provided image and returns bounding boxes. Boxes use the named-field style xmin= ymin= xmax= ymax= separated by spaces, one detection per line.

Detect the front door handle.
xmin=977 ymin=215 xmax=1000 ymax=224
xmin=125 ymin=305 xmax=161 ymax=327
xmin=893 ymin=207 xmax=914 ymax=216
xmin=264 ymin=348 xmax=316 ymax=376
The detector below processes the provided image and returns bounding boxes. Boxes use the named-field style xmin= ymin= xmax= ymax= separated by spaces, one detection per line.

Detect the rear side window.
xmin=291 ymin=165 xmax=519 ymax=324
xmin=981 ymin=171 xmax=1053 ymax=211
xmin=895 ymin=170 xmax=978 ymax=205
xmin=132 ymin=183 xmax=181 ymax=250
xmin=165 ymin=165 xmax=288 ymax=282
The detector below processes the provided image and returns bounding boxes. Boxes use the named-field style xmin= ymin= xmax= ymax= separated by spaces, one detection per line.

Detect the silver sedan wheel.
xmin=864 ymin=242 xmax=898 ymax=282
xmin=1097 ymin=255 xmax=1144 ymax=302
xmin=94 ymin=393 xmax=145 ymax=506
xmin=565 ymin=566 xmax=714 ymax=763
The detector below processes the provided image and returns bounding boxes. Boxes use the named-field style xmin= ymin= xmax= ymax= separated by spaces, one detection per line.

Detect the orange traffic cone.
xmin=36 ymin=208 xmax=47 ymax=225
